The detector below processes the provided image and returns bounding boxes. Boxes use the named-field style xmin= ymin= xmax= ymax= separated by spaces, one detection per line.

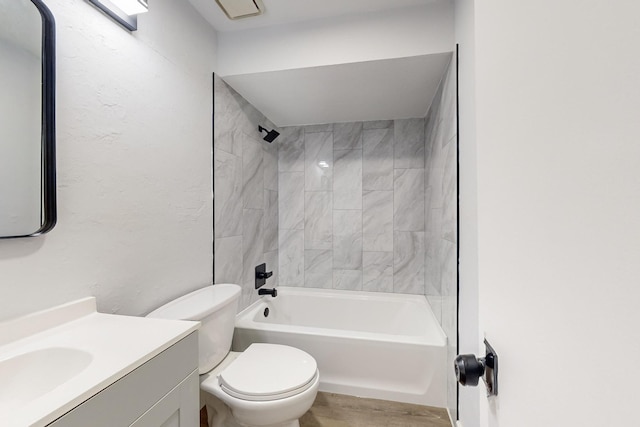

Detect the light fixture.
xmin=87 ymin=0 xmax=148 ymax=31
xmin=318 ymin=161 xmax=329 ymax=168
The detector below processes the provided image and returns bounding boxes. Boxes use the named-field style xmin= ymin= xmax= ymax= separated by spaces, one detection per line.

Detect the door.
xmin=458 ymin=0 xmax=640 ymax=426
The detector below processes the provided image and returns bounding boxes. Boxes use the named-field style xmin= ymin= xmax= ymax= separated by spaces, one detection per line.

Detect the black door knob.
xmin=454 ymin=340 xmax=498 ymax=396
xmin=454 ymin=354 xmax=485 ymax=386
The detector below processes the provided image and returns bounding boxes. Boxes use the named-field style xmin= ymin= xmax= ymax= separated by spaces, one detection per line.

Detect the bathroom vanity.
xmin=0 ymin=298 xmax=200 ymax=427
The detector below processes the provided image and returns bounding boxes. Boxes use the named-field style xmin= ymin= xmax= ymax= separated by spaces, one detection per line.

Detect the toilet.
xmin=147 ymin=284 xmax=319 ymax=427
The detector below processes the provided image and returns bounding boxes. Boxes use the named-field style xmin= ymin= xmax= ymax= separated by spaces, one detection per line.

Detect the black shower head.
xmin=258 ymin=125 xmax=280 ymax=143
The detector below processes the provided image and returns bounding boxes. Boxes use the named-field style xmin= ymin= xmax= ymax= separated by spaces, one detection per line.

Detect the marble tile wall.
xmin=423 ymin=55 xmax=458 ymax=419
xmin=214 ymin=75 xmax=279 ymax=311
xmin=278 ymin=118 xmax=429 ymax=294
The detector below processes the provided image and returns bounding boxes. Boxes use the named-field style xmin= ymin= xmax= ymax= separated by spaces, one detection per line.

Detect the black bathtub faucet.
xmin=255 ymin=263 xmax=276 ymax=297
xmin=258 ymin=288 xmax=277 ymax=298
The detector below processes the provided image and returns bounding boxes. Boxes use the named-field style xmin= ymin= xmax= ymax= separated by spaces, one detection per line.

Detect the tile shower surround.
xmin=275 ymin=52 xmax=456 ymax=298
xmin=213 ymin=63 xmax=455 ymax=299
xmin=278 ymin=119 xmax=432 ymax=295
xmin=213 ymin=75 xmax=279 ymax=311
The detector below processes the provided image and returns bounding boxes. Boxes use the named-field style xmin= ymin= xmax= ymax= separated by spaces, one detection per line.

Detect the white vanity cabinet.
xmin=48 ymin=333 xmax=199 ymax=427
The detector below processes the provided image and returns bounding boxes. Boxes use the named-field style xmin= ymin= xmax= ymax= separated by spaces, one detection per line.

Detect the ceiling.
xmin=192 ymin=0 xmax=453 ymax=126
xmin=188 ymin=0 xmax=442 ymax=32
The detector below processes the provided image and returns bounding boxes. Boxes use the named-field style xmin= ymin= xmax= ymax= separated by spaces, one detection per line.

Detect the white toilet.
xmin=147 ymin=284 xmax=319 ymax=427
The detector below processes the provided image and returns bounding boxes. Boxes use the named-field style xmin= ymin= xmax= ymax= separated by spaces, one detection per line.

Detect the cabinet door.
xmin=47 ymin=333 xmax=198 ymax=427
xmin=130 ymin=370 xmax=199 ymax=427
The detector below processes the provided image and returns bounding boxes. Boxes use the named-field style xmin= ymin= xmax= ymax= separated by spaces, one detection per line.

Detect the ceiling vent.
xmin=215 ymin=0 xmax=264 ymax=20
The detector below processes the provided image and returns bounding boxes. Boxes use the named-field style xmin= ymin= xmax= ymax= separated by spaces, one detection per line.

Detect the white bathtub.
xmin=232 ymin=287 xmax=447 ymax=407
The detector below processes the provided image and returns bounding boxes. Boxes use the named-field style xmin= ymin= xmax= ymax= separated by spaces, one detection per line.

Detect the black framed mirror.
xmin=0 ymin=0 xmax=56 ymax=238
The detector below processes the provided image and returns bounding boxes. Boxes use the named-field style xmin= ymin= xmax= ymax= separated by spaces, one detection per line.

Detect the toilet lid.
xmin=218 ymin=343 xmax=318 ymax=401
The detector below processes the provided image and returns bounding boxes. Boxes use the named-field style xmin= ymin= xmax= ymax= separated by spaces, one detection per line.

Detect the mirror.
xmin=0 ymin=0 xmax=56 ymax=239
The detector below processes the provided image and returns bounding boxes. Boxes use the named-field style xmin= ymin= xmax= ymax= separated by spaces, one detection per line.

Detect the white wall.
xmin=217 ymin=2 xmax=454 ymax=76
xmin=454 ymin=0 xmax=480 ymax=425
xmin=0 ymin=0 xmax=218 ymax=321
xmin=473 ymin=0 xmax=640 ymax=426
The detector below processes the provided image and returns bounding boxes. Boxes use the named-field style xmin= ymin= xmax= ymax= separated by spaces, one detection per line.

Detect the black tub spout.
xmin=258 ymin=288 xmax=277 ymax=298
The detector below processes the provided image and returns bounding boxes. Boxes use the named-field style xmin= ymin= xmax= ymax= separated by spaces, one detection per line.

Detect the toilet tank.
xmin=147 ymin=284 xmax=241 ymax=374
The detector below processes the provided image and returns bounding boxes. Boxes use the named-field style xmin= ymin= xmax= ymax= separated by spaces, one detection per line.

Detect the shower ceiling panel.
xmin=222 ymin=52 xmax=451 ymax=127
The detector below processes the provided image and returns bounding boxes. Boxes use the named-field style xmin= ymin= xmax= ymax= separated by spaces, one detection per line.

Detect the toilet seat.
xmin=218 ymin=343 xmax=318 ymax=402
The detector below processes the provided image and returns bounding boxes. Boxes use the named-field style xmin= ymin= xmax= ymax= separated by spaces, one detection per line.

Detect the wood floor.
xmin=200 ymin=392 xmax=452 ymax=427
xmin=300 ymin=393 xmax=451 ymax=427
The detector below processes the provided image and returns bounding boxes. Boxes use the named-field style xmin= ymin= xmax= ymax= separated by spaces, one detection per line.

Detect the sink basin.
xmin=0 ymin=297 xmax=199 ymax=427
xmin=0 ymin=347 xmax=93 ymax=412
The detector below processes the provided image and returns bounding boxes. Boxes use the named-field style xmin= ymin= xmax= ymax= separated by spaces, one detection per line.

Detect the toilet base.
xmin=203 ymin=391 xmax=301 ymax=427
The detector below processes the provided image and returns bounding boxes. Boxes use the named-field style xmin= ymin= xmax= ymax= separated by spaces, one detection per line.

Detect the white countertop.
xmin=0 ymin=297 xmax=199 ymax=427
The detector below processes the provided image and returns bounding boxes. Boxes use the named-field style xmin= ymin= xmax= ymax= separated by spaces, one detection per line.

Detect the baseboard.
xmin=446 ymin=409 xmax=463 ymax=427
xmin=446 ymin=408 xmax=458 ymax=427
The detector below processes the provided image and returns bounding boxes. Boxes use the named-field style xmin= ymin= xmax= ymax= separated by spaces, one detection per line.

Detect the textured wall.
xmin=0 ymin=0 xmax=217 ymax=321
xmin=423 ymin=55 xmax=458 ymax=419
xmin=278 ymin=118 xmax=432 ymax=294
xmin=213 ymin=76 xmax=279 ymax=311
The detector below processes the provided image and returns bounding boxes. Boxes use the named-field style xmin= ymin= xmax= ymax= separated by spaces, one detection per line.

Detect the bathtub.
xmin=232 ymin=287 xmax=447 ymax=407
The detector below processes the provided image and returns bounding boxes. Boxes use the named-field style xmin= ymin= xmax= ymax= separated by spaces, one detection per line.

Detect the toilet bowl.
xmin=147 ymin=284 xmax=319 ymax=427
xmin=201 ymin=345 xmax=319 ymax=427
